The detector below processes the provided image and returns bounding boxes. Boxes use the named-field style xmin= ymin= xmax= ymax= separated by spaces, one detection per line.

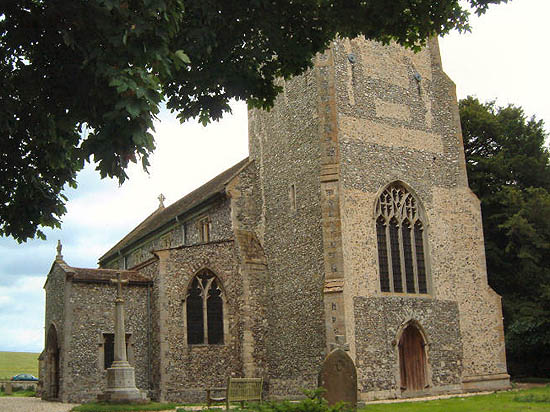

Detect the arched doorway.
xmin=398 ymin=323 xmax=427 ymax=391
xmin=45 ymin=325 xmax=60 ymax=400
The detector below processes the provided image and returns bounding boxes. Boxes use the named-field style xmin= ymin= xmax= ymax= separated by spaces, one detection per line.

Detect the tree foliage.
xmin=460 ymin=96 xmax=550 ymax=377
xmin=1 ymin=0 xmax=506 ymax=241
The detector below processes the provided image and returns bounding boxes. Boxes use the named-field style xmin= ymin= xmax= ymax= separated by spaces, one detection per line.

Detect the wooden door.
xmin=46 ymin=325 xmax=60 ymax=399
xmin=399 ymin=324 xmax=426 ymax=391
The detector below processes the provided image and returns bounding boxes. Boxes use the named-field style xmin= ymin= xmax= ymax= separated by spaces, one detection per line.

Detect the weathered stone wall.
xmin=43 ymin=262 xmax=67 ymax=400
xmin=184 ymin=198 xmax=233 ymax=245
xmin=329 ymin=36 xmax=508 ymax=394
xmin=155 ymin=241 xmax=243 ymax=402
xmin=137 ymin=259 xmax=160 ymax=398
xmin=249 ymin=67 xmax=327 ymax=397
xmin=430 ymin=187 xmax=508 ymax=379
xmin=62 ymin=281 xmax=151 ymax=403
xmin=107 ymin=198 xmax=233 ymax=270
xmin=354 ymin=297 xmax=462 ymax=400
xmin=226 ymin=163 xmax=269 ymax=378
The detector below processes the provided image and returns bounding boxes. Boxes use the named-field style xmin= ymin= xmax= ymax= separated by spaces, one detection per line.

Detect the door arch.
xmin=45 ymin=324 xmax=60 ymax=400
xmin=398 ymin=322 xmax=428 ymax=391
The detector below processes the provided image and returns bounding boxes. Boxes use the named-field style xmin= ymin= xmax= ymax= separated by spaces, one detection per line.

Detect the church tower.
xmin=248 ymin=37 xmax=509 ymax=399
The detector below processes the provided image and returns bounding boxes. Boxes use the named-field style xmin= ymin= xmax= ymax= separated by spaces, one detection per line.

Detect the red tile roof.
xmin=68 ymin=267 xmax=151 ymax=284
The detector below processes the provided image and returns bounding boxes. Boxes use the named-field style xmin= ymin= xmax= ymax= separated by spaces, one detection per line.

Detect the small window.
xmin=103 ymin=333 xmax=130 ymax=369
xmin=289 ymin=184 xmax=297 ymax=211
xmin=186 ymin=270 xmax=225 ymax=345
xmin=199 ymin=217 xmax=210 ymax=243
xmin=375 ymin=183 xmax=430 ymax=294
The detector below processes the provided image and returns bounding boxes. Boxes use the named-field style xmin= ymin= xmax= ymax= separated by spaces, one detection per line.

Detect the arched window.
xmin=375 ymin=183 xmax=429 ymax=294
xmin=186 ymin=270 xmax=225 ymax=345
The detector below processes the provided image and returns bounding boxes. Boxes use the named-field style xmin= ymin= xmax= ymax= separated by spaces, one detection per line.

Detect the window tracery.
xmin=375 ymin=183 xmax=429 ymax=294
xmin=186 ymin=270 xmax=224 ymax=345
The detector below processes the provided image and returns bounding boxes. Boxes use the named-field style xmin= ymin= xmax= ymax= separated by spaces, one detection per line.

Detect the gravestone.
xmin=318 ymin=348 xmax=357 ymax=408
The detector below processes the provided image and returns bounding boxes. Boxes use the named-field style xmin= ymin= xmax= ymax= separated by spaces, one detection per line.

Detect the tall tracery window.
xmin=186 ymin=270 xmax=225 ymax=345
xmin=375 ymin=183 xmax=429 ymax=294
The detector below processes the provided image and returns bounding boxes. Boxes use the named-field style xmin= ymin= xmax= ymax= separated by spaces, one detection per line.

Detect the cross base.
xmin=99 ymin=363 xmax=149 ymax=403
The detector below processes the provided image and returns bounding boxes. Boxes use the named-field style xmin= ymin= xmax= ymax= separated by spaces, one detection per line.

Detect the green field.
xmin=0 ymin=351 xmax=40 ymax=380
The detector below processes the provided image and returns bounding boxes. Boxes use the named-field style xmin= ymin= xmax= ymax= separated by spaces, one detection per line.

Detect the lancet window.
xmin=375 ymin=183 xmax=429 ymax=294
xmin=186 ymin=270 xmax=225 ymax=345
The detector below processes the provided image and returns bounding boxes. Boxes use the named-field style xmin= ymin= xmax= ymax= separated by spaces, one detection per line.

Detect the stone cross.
xmin=100 ymin=272 xmax=147 ymax=402
xmin=158 ymin=193 xmax=166 ymax=208
xmin=111 ymin=272 xmax=128 ymax=301
xmin=56 ymin=240 xmax=63 ymax=260
xmin=110 ymin=273 xmax=129 ymax=362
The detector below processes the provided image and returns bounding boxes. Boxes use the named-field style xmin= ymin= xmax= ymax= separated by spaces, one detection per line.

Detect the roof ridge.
xmin=98 ymin=157 xmax=249 ymax=263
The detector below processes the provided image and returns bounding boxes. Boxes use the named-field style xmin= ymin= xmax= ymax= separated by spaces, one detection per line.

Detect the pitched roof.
xmin=68 ymin=267 xmax=151 ymax=284
xmin=99 ymin=157 xmax=250 ymax=263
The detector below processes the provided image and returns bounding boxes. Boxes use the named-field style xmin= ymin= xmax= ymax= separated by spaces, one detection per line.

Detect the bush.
xmin=241 ymin=388 xmax=354 ymax=412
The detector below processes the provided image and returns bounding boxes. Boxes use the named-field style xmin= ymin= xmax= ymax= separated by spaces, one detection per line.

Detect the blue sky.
xmin=1 ymin=0 xmax=549 ymax=353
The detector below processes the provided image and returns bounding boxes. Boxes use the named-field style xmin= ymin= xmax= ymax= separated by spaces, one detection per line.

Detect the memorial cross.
xmin=158 ymin=193 xmax=166 ymax=208
xmin=111 ymin=272 xmax=129 ymax=301
xmin=110 ymin=273 xmax=129 ymax=363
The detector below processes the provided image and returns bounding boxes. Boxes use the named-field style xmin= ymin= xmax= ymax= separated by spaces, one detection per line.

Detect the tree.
xmin=1 ymin=0 xmax=506 ymax=242
xmin=460 ymin=96 xmax=550 ymax=377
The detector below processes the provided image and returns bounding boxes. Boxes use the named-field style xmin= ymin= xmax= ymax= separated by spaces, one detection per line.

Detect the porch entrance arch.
xmin=45 ymin=324 xmax=60 ymax=400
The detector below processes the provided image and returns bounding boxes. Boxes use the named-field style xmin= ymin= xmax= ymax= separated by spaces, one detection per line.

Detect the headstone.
xmin=318 ymin=348 xmax=357 ymax=408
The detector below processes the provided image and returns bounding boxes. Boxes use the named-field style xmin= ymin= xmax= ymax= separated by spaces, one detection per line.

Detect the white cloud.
xmin=439 ymin=0 xmax=550 ymax=129
xmin=0 ymin=276 xmax=45 ymax=352
xmin=0 ymin=295 xmax=13 ymax=306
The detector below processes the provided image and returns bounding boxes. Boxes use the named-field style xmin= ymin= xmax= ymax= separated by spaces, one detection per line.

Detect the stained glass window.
xmin=375 ymin=183 xmax=430 ymax=294
xmin=377 ymin=217 xmax=390 ymax=292
xmin=402 ymin=220 xmax=415 ymax=293
xmin=389 ymin=218 xmax=403 ymax=292
xmin=186 ymin=270 xmax=225 ymax=345
xmin=415 ymin=222 xmax=428 ymax=294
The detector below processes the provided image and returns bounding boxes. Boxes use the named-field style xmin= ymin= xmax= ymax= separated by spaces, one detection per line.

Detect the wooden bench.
xmin=206 ymin=377 xmax=263 ymax=410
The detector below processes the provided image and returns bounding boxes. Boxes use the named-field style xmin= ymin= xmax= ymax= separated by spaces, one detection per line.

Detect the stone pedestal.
xmin=100 ymin=361 xmax=148 ymax=403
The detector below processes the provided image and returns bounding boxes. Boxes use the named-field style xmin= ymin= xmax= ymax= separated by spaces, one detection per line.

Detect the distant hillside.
xmin=0 ymin=351 xmax=39 ymax=380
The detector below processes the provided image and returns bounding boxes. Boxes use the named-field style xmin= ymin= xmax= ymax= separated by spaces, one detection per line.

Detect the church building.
xmin=41 ymin=36 xmax=510 ymax=403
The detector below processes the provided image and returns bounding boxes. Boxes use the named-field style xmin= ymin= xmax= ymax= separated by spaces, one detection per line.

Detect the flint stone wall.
xmin=249 ymin=64 xmax=327 ymax=397
xmin=108 ymin=198 xmax=233 ymax=270
xmin=63 ymin=281 xmax=150 ymax=403
xmin=354 ymin=296 xmax=462 ymax=399
xmin=156 ymin=241 xmax=243 ymax=402
xmin=43 ymin=263 xmax=67 ymax=400
xmin=331 ymin=36 xmax=507 ymax=390
xmin=137 ymin=259 xmax=160 ymax=398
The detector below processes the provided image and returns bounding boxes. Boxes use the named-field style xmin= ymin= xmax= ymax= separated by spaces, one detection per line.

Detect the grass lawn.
xmin=360 ymin=386 xmax=550 ymax=412
xmin=69 ymin=387 xmax=550 ymax=412
xmin=71 ymin=402 xmax=186 ymax=411
xmin=0 ymin=351 xmax=39 ymax=380
xmin=0 ymin=389 xmax=37 ymax=397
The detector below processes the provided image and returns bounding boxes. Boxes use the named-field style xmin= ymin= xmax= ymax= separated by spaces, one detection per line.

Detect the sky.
xmin=1 ymin=0 xmax=549 ymax=354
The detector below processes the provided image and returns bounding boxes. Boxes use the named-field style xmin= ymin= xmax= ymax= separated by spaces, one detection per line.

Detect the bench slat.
xmin=206 ymin=377 xmax=263 ymax=409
